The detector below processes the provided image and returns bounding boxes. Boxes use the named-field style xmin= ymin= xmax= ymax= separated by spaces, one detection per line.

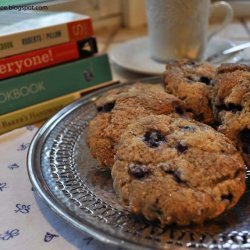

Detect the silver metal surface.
xmin=206 ymin=41 xmax=250 ymax=62
xmin=28 ymin=76 xmax=250 ymax=250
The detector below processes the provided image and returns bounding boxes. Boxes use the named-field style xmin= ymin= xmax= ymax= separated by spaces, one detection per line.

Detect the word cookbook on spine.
xmin=0 ymin=54 xmax=112 ymax=115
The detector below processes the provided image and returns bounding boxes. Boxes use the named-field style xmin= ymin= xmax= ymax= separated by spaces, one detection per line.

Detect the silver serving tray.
xmin=28 ymin=76 xmax=250 ymax=250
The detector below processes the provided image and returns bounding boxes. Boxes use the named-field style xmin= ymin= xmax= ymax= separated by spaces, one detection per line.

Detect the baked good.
xmin=213 ymin=63 xmax=250 ymax=168
xmin=163 ymin=59 xmax=216 ymax=124
xmin=87 ymin=83 xmax=190 ymax=169
xmin=112 ymin=115 xmax=246 ymax=225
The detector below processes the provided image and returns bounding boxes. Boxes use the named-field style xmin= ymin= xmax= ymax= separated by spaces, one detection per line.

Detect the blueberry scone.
xmin=112 ymin=115 xmax=245 ymax=225
xmin=87 ymin=83 xmax=190 ymax=169
xmin=213 ymin=63 xmax=250 ymax=168
xmin=163 ymin=59 xmax=216 ymax=124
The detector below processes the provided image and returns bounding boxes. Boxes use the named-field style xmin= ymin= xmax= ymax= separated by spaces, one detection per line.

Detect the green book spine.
xmin=0 ymin=54 xmax=112 ymax=115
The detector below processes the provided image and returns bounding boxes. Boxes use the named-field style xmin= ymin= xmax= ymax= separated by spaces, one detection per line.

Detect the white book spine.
xmin=0 ymin=24 xmax=69 ymax=58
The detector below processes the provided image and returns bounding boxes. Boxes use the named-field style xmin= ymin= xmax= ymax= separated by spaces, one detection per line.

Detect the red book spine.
xmin=0 ymin=42 xmax=80 ymax=80
xmin=67 ymin=19 xmax=94 ymax=41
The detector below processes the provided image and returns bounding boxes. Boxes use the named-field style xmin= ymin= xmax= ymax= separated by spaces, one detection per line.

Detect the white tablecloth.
xmin=0 ymin=125 xmax=120 ymax=250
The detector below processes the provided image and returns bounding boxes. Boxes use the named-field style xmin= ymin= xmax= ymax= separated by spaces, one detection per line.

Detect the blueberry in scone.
xmin=111 ymin=115 xmax=246 ymax=225
xmin=213 ymin=63 xmax=250 ymax=168
xmin=87 ymin=83 xmax=191 ymax=169
xmin=163 ymin=59 xmax=216 ymax=124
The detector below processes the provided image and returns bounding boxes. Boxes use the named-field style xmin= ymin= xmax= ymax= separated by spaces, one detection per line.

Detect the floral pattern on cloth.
xmin=0 ymin=125 xmax=121 ymax=250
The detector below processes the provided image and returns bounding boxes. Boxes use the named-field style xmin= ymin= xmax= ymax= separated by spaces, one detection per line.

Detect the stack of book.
xmin=0 ymin=10 xmax=113 ymax=134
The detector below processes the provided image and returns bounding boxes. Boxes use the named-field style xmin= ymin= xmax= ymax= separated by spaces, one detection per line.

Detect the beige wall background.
xmin=39 ymin=0 xmax=250 ymax=29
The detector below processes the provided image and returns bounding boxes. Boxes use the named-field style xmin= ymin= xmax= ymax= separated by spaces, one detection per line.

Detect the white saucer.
xmin=109 ymin=36 xmax=244 ymax=75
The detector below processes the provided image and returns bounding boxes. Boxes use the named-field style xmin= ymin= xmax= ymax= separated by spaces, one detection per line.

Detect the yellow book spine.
xmin=0 ymin=91 xmax=81 ymax=135
xmin=0 ymin=79 xmax=119 ymax=135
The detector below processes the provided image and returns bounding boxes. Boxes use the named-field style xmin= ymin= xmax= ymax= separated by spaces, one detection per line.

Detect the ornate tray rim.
xmin=27 ymin=76 xmax=172 ymax=250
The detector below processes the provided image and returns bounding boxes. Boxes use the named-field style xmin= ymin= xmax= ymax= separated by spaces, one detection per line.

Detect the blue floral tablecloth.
xmin=0 ymin=125 xmax=120 ymax=250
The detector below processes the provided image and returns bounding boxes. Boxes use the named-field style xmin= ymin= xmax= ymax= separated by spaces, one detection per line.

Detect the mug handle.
xmin=207 ymin=1 xmax=234 ymax=40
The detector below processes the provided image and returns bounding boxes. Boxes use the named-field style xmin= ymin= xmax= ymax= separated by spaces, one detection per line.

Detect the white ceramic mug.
xmin=146 ymin=0 xmax=234 ymax=62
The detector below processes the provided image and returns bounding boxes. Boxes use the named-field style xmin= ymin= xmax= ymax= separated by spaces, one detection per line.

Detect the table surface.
xmin=1 ymin=19 xmax=250 ymax=250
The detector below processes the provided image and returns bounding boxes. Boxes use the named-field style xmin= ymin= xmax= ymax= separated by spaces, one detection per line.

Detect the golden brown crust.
xmin=112 ymin=115 xmax=246 ymax=225
xmin=213 ymin=63 xmax=250 ymax=167
xmin=216 ymin=63 xmax=250 ymax=74
xmin=163 ymin=59 xmax=216 ymax=124
xmin=87 ymin=83 xmax=191 ymax=168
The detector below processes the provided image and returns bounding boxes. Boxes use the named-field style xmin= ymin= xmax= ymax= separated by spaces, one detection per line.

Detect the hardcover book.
xmin=0 ymin=11 xmax=94 ymax=58
xmin=0 ymin=37 xmax=98 ymax=80
xmin=0 ymin=80 xmax=118 ymax=135
xmin=0 ymin=54 xmax=112 ymax=115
